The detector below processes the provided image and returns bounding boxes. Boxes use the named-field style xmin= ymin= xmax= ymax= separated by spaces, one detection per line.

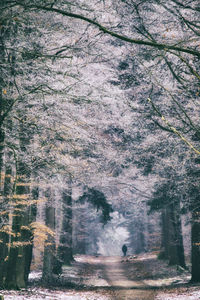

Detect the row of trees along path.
xmin=0 ymin=0 xmax=200 ymax=292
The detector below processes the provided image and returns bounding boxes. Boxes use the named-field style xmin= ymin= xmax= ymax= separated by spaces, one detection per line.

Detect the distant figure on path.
xmin=122 ymin=244 xmax=127 ymax=256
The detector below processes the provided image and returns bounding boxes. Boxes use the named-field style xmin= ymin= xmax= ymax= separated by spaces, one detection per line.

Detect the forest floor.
xmin=1 ymin=252 xmax=200 ymax=299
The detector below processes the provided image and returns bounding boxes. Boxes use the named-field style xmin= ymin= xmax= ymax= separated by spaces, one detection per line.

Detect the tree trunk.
xmin=191 ymin=209 xmax=200 ymax=282
xmin=42 ymin=189 xmax=58 ymax=282
xmin=168 ymin=202 xmax=185 ymax=268
xmin=135 ymin=221 xmax=146 ymax=254
xmin=5 ymin=181 xmax=32 ymax=289
xmin=24 ymin=186 xmax=38 ymax=282
xmin=159 ymin=203 xmax=185 ymax=268
xmin=5 ymin=123 xmax=35 ymax=289
xmin=58 ymin=188 xmax=74 ymax=265
xmin=159 ymin=208 xmax=170 ymax=259
xmin=0 ymin=164 xmax=12 ymax=287
xmin=73 ymin=206 xmax=87 ymax=255
xmin=0 ymin=30 xmax=6 ymax=286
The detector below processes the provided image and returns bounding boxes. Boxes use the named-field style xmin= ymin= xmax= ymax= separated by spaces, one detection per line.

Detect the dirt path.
xmin=76 ymin=254 xmax=190 ymax=299
xmin=102 ymin=256 xmax=143 ymax=287
xmin=77 ymin=255 xmax=157 ymax=299
xmin=102 ymin=256 xmax=156 ymax=300
xmin=0 ymin=254 xmax=192 ymax=299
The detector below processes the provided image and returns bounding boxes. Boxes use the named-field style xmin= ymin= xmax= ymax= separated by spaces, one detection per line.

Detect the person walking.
xmin=122 ymin=244 xmax=127 ymax=256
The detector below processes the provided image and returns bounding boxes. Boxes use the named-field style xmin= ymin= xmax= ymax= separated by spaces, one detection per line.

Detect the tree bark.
xmin=42 ymin=189 xmax=58 ymax=282
xmin=58 ymin=188 xmax=74 ymax=265
xmin=5 ymin=123 xmax=35 ymax=289
xmin=168 ymin=202 xmax=185 ymax=268
xmin=191 ymin=208 xmax=200 ymax=282
xmin=135 ymin=221 xmax=146 ymax=254
xmin=0 ymin=20 xmax=6 ymax=287
xmin=159 ymin=208 xmax=170 ymax=259
xmin=0 ymin=164 xmax=12 ymax=287
xmin=159 ymin=203 xmax=185 ymax=269
xmin=5 ymin=182 xmax=32 ymax=289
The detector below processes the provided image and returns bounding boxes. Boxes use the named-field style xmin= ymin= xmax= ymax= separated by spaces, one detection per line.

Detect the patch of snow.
xmin=1 ymin=290 xmax=111 ymax=300
xmin=144 ymin=275 xmax=191 ymax=287
xmin=28 ymin=271 xmax=42 ymax=281
xmin=156 ymin=290 xmax=200 ymax=300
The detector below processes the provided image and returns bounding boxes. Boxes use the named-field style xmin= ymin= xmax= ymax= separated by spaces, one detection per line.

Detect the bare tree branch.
xmin=14 ymin=1 xmax=200 ymax=58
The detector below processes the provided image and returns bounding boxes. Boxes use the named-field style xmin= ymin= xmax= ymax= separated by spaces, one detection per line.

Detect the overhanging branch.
xmin=15 ymin=2 xmax=200 ymax=58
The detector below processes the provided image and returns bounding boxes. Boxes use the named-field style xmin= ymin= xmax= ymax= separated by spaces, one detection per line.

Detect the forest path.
xmin=77 ymin=255 xmax=157 ymax=299
xmin=102 ymin=256 xmax=156 ymax=300
xmin=0 ymin=254 xmax=192 ymax=299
